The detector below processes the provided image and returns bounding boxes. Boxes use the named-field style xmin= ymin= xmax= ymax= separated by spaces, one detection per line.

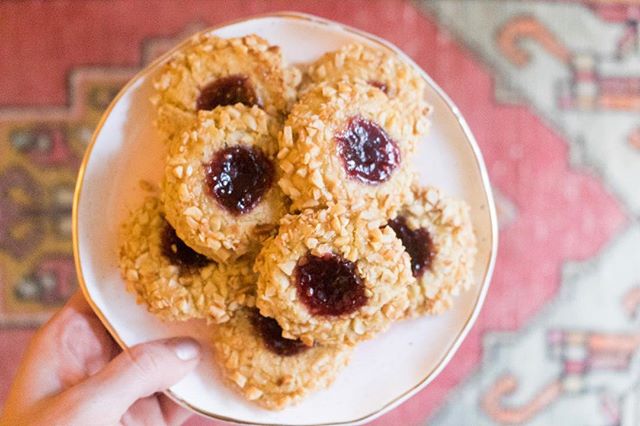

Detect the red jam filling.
xmin=335 ymin=116 xmax=400 ymax=185
xmin=388 ymin=216 xmax=435 ymax=278
xmin=205 ymin=145 xmax=274 ymax=215
xmin=196 ymin=74 xmax=261 ymax=111
xmin=367 ymin=80 xmax=389 ymax=94
xmin=294 ymin=253 xmax=367 ymax=316
xmin=249 ymin=309 xmax=309 ymax=356
xmin=161 ymin=221 xmax=211 ymax=269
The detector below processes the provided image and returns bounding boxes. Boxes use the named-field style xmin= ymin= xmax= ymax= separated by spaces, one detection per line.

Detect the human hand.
xmin=0 ymin=292 xmax=202 ymax=426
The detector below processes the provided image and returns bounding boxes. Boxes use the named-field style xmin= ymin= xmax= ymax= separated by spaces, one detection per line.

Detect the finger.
xmin=3 ymin=292 xmax=116 ymax=413
xmin=123 ymin=394 xmax=192 ymax=426
xmin=41 ymin=293 xmax=118 ymax=382
xmin=50 ymin=292 xmax=120 ymax=378
xmin=65 ymin=337 xmax=201 ymax=421
xmin=158 ymin=393 xmax=194 ymax=426
xmin=121 ymin=395 xmax=163 ymax=425
xmin=64 ymin=290 xmax=96 ymax=315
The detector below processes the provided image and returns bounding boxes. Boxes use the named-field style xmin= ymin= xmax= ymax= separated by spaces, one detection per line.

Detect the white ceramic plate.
xmin=73 ymin=12 xmax=497 ymax=426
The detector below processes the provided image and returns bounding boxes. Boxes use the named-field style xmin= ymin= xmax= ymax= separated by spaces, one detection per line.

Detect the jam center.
xmin=294 ymin=253 xmax=367 ymax=316
xmin=367 ymin=80 xmax=389 ymax=94
xmin=335 ymin=116 xmax=400 ymax=185
xmin=205 ymin=145 xmax=274 ymax=215
xmin=249 ymin=309 xmax=309 ymax=356
xmin=161 ymin=221 xmax=211 ymax=269
xmin=196 ymin=74 xmax=261 ymax=111
xmin=388 ymin=216 xmax=435 ymax=278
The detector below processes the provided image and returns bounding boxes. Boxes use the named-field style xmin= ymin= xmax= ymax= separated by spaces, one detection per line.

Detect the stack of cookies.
xmin=118 ymin=33 xmax=477 ymax=410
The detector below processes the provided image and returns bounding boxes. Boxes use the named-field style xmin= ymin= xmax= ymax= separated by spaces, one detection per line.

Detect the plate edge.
xmin=71 ymin=10 xmax=499 ymax=426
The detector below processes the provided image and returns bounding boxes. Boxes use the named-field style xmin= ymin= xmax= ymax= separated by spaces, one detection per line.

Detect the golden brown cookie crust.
xmin=118 ymin=197 xmax=256 ymax=323
xmin=399 ymin=185 xmax=477 ymax=316
xmin=303 ymin=44 xmax=432 ymax=161
xmin=277 ymin=80 xmax=427 ymax=216
xmin=305 ymin=43 xmax=427 ymax=106
xmin=153 ymin=34 xmax=291 ymax=139
xmin=211 ymin=308 xmax=352 ymax=410
xmin=254 ymin=204 xmax=412 ymax=346
xmin=163 ymin=105 xmax=288 ymax=263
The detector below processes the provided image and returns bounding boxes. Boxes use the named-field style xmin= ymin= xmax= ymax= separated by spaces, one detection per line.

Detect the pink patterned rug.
xmin=1 ymin=1 xmax=637 ymax=424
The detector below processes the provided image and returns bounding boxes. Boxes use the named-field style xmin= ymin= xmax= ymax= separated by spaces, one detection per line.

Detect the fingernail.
xmin=170 ymin=338 xmax=201 ymax=361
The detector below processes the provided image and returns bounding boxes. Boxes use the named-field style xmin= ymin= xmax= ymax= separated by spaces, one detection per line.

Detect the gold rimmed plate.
xmin=73 ymin=12 xmax=497 ymax=426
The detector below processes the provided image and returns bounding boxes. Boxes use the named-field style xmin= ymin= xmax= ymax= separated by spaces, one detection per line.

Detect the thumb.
xmin=67 ymin=337 xmax=201 ymax=419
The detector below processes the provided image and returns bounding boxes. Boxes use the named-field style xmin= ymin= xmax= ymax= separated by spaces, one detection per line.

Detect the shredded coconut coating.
xmin=278 ymin=80 xmax=426 ymax=216
xmin=163 ymin=105 xmax=288 ymax=263
xmin=118 ymin=197 xmax=256 ymax=323
xmin=399 ymin=185 xmax=477 ymax=317
xmin=254 ymin=204 xmax=412 ymax=346
xmin=152 ymin=34 xmax=292 ymax=140
xmin=211 ymin=308 xmax=352 ymax=410
xmin=305 ymin=43 xmax=428 ymax=107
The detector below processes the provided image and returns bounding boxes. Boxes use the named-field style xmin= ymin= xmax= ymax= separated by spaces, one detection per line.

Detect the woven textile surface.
xmin=1 ymin=1 xmax=638 ymax=424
